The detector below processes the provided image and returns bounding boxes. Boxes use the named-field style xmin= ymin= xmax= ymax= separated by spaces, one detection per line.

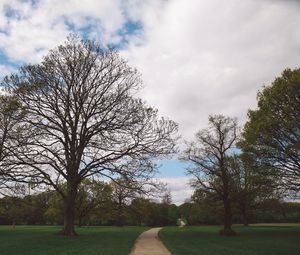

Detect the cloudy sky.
xmin=1 ymin=0 xmax=300 ymax=204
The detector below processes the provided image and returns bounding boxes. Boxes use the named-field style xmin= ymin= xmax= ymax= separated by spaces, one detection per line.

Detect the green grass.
xmin=0 ymin=225 xmax=148 ymax=255
xmin=160 ymin=224 xmax=300 ymax=255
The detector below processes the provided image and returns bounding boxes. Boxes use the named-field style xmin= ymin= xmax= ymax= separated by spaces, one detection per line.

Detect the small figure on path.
xmin=177 ymin=218 xmax=187 ymax=228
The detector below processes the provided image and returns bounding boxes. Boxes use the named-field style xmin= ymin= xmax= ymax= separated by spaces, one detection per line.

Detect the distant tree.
xmin=145 ymin=202 xmax=168 ymax=226
xmin=75 ymin=179 xmax=112 ymax=227
xmin=183 ymin=115 xmax=239 ymax=236
xmin=44 ymin=190 xmax=64 ymax=225
xmin=129 ymin=197 xmax=154 ymax=226
xmin=240 ymin=68 xmax=300 ymax=195
xmin=281 ymin=202 xmax=300 ymax=222
xmin=230 ymin=154 xmax=277 ymax=226
xmin=178 ymin=202 xmax=192 ymax=223
xmin=21 ymin=190 xmax=53 ymax=225
xmin=189 ymin=188 xmax=223 ymax=225
xmin=161 ymin=190 xmax=172 ymax=205
xmin=159 ymin=191 xmax=179 ymax=225
xmin=110 ymin=179 xmax=140 ymax=226
xmin=0 ymin=195 xmax=23 ymax=227
xmin=3 ymin=36 xmax=177 ymax=235
xmin=167 ymin=204 xmax=179 ymax=225
xmin=255 ymin=198 xmax=287 ymax=223
xmin=44 ymin=180 xmax=113 ymax=226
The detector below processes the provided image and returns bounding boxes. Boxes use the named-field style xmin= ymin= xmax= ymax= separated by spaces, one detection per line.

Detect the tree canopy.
xmin=240 ymin=68 xmax=300 ymax=195
xmin=2 ymin=35 xmax=178 ymax=235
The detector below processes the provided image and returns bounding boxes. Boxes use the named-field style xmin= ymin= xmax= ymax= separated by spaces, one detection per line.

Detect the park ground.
xmin=160 ymin=223 xmax=300 ymax=255
xmin=0 ymin=225 xmax=148 ymax=255
xmin=0 ymin=224 xmax=299 ymax=255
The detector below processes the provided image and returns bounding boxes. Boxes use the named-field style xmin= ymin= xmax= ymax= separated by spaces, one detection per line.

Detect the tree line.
xmin=1 ymin=179 xmax=299 ymax=227
xmin=0 ymin=179 xmax=178 ymax=227
xmin=0 ymin=35 xmax=299 ymax=237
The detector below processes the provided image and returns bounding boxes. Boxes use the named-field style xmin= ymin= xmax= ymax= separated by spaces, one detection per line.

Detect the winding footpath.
xmin=129 ymin=227 xmax=172 ymax=255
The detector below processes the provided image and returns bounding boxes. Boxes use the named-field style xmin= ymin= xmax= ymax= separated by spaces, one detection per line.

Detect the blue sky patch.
xmin=156 ymin=159 xmax=189 ymax=177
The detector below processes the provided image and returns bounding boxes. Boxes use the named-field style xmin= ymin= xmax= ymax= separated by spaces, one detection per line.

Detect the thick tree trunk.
xmin=60 ymin=181 xmax=78 ymax=236
xmin=220 ymin=197 xmax=236 ymax=236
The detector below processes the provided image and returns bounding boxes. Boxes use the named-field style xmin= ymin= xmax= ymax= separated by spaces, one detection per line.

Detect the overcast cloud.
xmin=1 ymin=0 xmax=300 ymax=203
xmin=1 ymin=0 xmax=300 ymax=137
xmin=123 ymin=0 xmax=300 ymax=139
xmin=158 ymin=176 xmax=193 ymax=205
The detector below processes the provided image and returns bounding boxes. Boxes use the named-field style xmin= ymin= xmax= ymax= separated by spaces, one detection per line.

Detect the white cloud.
xmin=2 ymin=1 xmax=298 ymax=140
xmin=158 ymin=176 xmax=193 ymax=205
xmin=123 ymin=0 xmax=300 ymax=140
xmin=0 ymin=0 xmax=127 ymax=63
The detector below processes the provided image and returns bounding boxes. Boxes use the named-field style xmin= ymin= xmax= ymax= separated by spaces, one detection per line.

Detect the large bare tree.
xmin=183 ymin=115 xmax=239 ymax=236
xmin=2 ymin=36 xmax=177 ymax=236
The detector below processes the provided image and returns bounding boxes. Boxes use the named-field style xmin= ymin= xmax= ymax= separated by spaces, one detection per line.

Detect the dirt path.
xmin=129 ymin=227 xmax=171 ymax=255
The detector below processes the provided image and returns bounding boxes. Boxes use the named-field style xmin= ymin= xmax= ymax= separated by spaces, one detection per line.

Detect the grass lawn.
xmin=159 ymin=224 xmax=300 ymax=255
xmin=0 ymin=225 xmax=148 ymax=255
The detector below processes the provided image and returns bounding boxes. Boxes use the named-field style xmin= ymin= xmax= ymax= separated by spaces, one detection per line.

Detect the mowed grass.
xmin=160 ymin=224 xmax=300 ymax=255
xmin=0 ymin=225 xmax=148 ymax=255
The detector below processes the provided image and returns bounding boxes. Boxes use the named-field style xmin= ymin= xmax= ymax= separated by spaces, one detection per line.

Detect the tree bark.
xmin=220 ymin=197 xmax=236 ymax=236
xmin=60 ymin=181 xmax=78 ymax=236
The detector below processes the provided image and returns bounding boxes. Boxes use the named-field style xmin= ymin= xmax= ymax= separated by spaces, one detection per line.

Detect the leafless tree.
xmin=0 ymin=94 xmax=26 ymax=196
xmin=2 ymin=35 xmax=178 ymax=236
xmin=183 ymin=115 xmax=239 ymax=236
xmin=161 ymin=190 xmax=172 ymax=205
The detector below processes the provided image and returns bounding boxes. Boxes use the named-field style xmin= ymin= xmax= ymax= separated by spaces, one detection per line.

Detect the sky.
xmin=1 ymin=0 xmax=300 ymax=204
